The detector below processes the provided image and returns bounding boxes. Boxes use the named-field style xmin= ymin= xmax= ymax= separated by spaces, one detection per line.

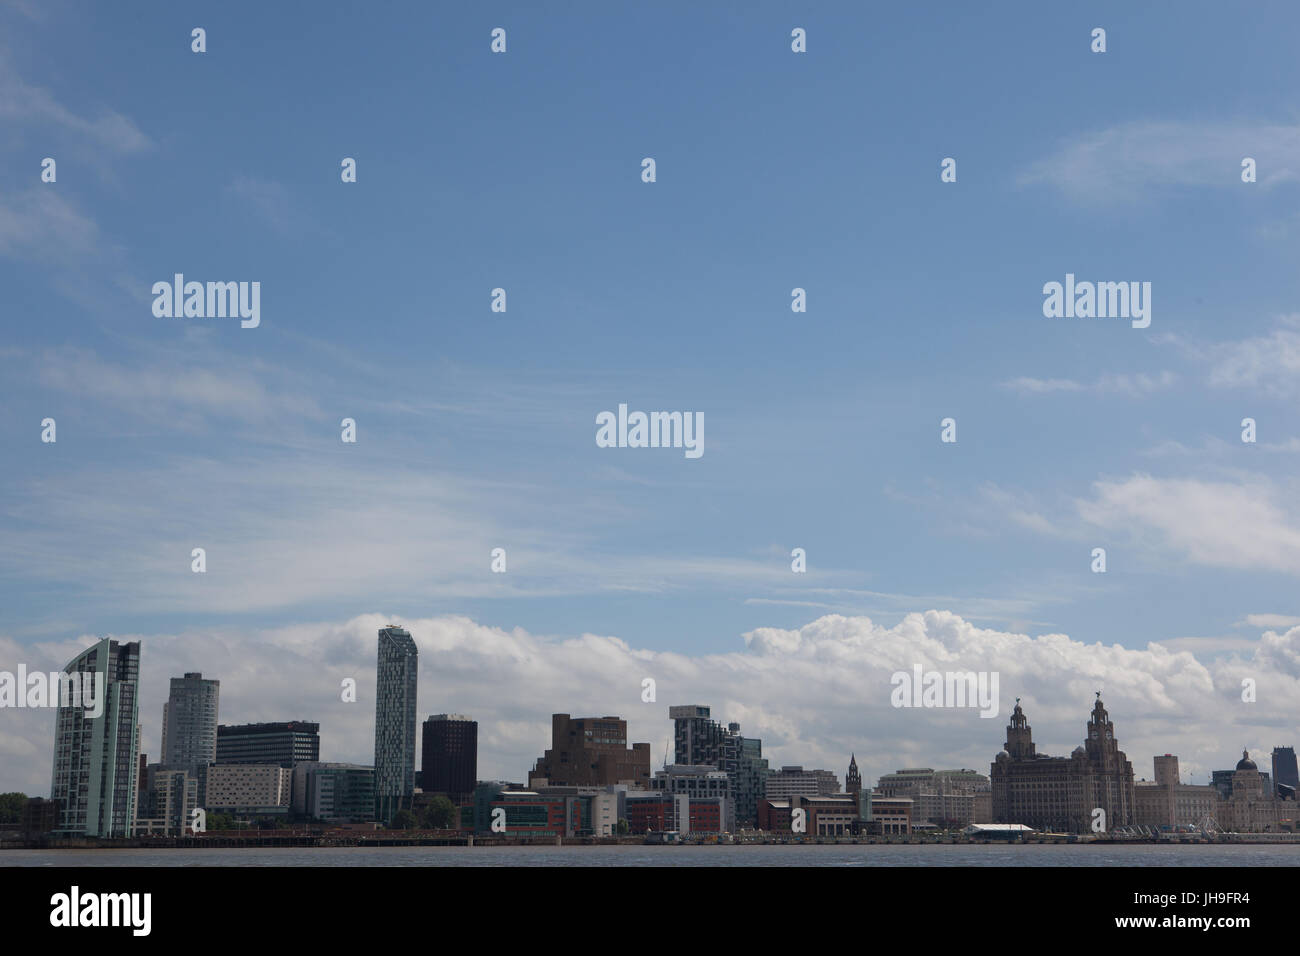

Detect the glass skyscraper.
xmin=161 ymin=671 xmax=220 ymax=778
xmin=50 ymin=638 xmax=141 ymax=837
xmin=373 ymin=625 xmax=418 ymax=824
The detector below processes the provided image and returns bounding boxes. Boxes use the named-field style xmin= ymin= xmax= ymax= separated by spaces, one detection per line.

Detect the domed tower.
xmin=1005 ymin=698 xmax=1035 ymax=759
xmin=1232 ymin=749 xmax=1264 ymax=798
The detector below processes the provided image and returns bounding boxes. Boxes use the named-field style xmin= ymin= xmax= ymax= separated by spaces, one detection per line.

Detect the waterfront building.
xmin=528 ymin=713 xmax=651 ymax=788
xmin=206 ymin=763 xmax=292 ymax=815
xmin=373 ymin=625 xmax=418 ymax=824
xmin=876 ymin=767 xmax=990 ymax=827
xmin=134 ymin=766 xmax=199 ymax=836
xmin=1220 ymin=750 xmax=1281 ymax=832
xmin=669 ymin=704 xmax=770 ymax=827
xmin=1272 ymin=746 xmax=1299 ymax=798
xmin=990 ymin=695 xmax=1135 ymax=833
xmin=758 ymin=793 xmax=912 ymax=835
xmin=765 ymin=766 xmax=841 ymax=799
xmin=470 ymin=780 xmax=523 ymax=833
xmin=50 ymin=638 xmax=141 ymax=837
xmin=135 ymin=751 xmax=148 ymax=820
xmin=474 ymin=785 xmax=619 ymax=837
xmin=420 ymin=713 xmax=477 ymax=802
xmin=624 ymin=791 xmax=729 ymax=835
xmin=1132 ymin=754 xmax=1218 ymax=830
xmin=216 ymin=721 xmax=320 ymax=766
xmin=291 ymin=762 xmax=375 ymax=823
xmin=650 ymin=764 xmax=733 ymax=832
xmin=846 ymin=755 xmax=861 ymax=795
xmin=21 ymin=797 xmax=61 ymax=838
xmin=160 ymin=672 xmax=220 ymax=785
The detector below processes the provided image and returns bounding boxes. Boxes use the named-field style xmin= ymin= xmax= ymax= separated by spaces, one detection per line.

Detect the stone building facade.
xmin=991 ymin=695 xmax=1135 ymax=833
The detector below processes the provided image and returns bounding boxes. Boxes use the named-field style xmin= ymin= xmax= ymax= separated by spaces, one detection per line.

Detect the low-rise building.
xmin=292 ymin=762 xmax=375 ymax=823
xmin=876 ymin=767 xmax=990 ymax=827
xmin=206 ymin=763 xmax=292 ymax=815
xmin=475 ymin=785 xmax=621 ymax=837
xmin=759 ymin=792 xmax=912 ymax=835
xmin=624 ymin=791 xmax=729 ymax=835
xmin=765 ymin=766 xmax=841 ymax=799
xmin=651 ymin=765 xmax=734 ymax=832
xmin=135 ymin=765 xmax=198 ymax=835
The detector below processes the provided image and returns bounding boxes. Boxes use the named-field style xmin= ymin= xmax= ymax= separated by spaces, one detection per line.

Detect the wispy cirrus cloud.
xmin=225 ymin=175 xmax=297 ymax=234
xmin=1001 ymin=371 xmax=1177 ymax=397
xmin=0 ymin=61 xmax=150 ymax=154
xmin=0 ymin=188 xmax=100 ymax=259
xmin=1236 ymin=613 xmax=1300 ymax=629
xmin=3 ymin=343 xmax=323 ymax=430
xmin=1151 ymin=315 xmax=1300 ymax=399
xmin=1203 ymin=314 xmax=1300 ymax=397
xmin=0 ymin=446 xmax=862 ymax=626
xmin=1019 ymin=119 xmax=1300 ymax=202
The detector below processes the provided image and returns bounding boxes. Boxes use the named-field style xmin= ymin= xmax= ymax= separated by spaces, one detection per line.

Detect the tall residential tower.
xmin=50 ymin=638 xmax=141 ymax=837
xmin=161 ymin=672 xmax=220 ymax=778
xmin=373 ymin=625 xmax=418 ymax=823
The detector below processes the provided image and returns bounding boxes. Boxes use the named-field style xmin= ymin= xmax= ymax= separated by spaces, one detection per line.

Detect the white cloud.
xmin=1001 ymin=372 xmax=1176 ymax=397
xmin=1237 ymin=614 xmax=1300 ymax=630
xmin=0 ymin=443 xmax=836 ymax=621
xmin=26 ymin=345 xmax=323 ymax=426
xmin=1077 ymin=473 xmax=1300 ymax=576
xmin=0 ymin=189 xmax=100 ymax=259
xmin=0 ymin=62 xmax=150 ymax=154
xmin=225 ymin=176 xmax=296 ymax=233
xmin=1000 ymin=377 xmax=1086 ymax=394
xmin=1205 ymin=314 xmax=1300 ymax=397
xmin=1020 ymin=120 xmax=1300 ymax=201
xmin=5 ymin=610 xmax=1290 ymax=801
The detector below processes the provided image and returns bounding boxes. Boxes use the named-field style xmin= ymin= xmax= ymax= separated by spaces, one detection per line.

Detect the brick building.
xmin=528 ymin=714 xmax=651 ymax=789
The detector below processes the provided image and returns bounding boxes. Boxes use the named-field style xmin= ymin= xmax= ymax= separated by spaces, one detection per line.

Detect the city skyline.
xmin=8 ymin=618 xmax=1294 ymax=809
xmin=2 ymin=2 xmax=1300 ymax=845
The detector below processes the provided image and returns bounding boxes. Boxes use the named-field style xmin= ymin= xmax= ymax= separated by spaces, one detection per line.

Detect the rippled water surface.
xmin=4 ymin=843 xmax=1299 ymax=866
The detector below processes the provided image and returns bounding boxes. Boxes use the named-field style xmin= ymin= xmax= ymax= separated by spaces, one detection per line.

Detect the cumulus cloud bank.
xmin=3 ymin=610 xmax=1294 ymax=796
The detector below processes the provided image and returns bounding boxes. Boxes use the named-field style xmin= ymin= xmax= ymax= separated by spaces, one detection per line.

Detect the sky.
xmin=3 ymin=1 xmax=1300 ymax=797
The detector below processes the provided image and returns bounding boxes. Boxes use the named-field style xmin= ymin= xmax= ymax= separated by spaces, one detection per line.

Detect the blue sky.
xmin=3 ymin=2 xmax=1300 ymax=791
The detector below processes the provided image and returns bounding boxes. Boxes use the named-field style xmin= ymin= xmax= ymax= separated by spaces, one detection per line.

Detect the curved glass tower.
xmin=50 ymin=638 xmax=141 ymax=837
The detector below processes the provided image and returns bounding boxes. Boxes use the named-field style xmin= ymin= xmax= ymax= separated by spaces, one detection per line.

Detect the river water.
xmin=4 ymin=843 xmax=1299 ymax=866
